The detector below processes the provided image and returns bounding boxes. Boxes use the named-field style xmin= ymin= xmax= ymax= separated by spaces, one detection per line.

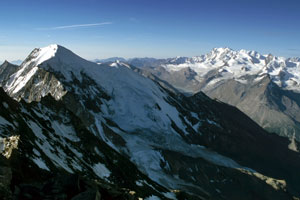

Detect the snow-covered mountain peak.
xmin=204 ymin=47 xmax=237 ymax=63
xmin=211 ymin=47 xmax=234 ymax=55
xmin=206 ymin=47 xmax=265 ymax=63
xmin=212 ymin=47 xmax=233 ymax=54
xmin=2 ymin=60 xmax=10 ymax=65
xmin=40 ymin=44 xmax=90 ymax=66
xmin=288 ymin=57 xmax=300 ymax=62
xmin=109 ymin=60 xmax=131 ymax=69
xmin=20 ymin=44 xmax=101 ymax=83
xmin=1 ymin=44 xmax=89 ymax=101
xmin=31 ymin=44 xmax=58 ymax=66
xmin=28 ymin=44 xmax=92 ymax=70
xmin=13 ymin=44 xmax=82 ymax=74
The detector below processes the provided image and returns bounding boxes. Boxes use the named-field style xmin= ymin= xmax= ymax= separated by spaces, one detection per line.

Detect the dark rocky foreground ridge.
xmin=0 ymin=45 xmax=300 ymax=200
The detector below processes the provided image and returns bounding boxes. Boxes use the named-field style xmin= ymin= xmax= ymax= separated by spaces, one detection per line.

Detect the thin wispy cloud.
xmin=36 ymin=22 xmax=112 ymax=30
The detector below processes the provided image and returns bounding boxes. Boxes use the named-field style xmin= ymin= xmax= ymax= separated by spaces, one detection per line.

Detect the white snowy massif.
xmin=162 ymin=47 xmax=300 ymax=92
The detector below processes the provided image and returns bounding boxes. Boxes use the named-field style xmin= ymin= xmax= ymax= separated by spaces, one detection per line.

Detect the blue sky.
xmin=0 ymin=0 xmax=300 ymax=61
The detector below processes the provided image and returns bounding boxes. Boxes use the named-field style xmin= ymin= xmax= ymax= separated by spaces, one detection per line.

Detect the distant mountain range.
xmin=1 ymin=45 xmax=300 ymax=199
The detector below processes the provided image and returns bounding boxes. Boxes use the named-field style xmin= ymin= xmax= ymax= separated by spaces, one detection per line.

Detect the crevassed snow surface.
xmin=120 ymin=130 xmax=256 ymax=190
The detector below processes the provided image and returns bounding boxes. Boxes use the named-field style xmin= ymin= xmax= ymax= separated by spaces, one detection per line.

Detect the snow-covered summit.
xmin=1 ymin=44 xmax=76 ymax=99
xmin=32 ymin=44 xmax=58 ymax=66
xmin=109 ymin=60 xmax=131 ymax=69
xmin=21 ymin=44 xmax=95 ymax=71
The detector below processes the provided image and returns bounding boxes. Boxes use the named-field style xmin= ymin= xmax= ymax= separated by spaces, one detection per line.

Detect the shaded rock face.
xmin=0 ymin=165 xmax=12 ymax=200
xmin=169 ymin=91 xmax=300 ymax=196
xmin=162 ymin=150 xmax=291 ymax=200
xmin=0 ymin=61 xmax=19 ymax=87
xmin=13 ymin=173 xmax=105 ymax=200
xmin=203 ymin=75 xmax=300 ymax=142
xmin=138 ymin=66 xmax=202 ymax=94
xmin=128 ymin=58 xmax=169 ymax=68
xmin=0 ymin=45 xmax=300 ymax=199
xmin=3 ymin=67 xmax=67 ymax=102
